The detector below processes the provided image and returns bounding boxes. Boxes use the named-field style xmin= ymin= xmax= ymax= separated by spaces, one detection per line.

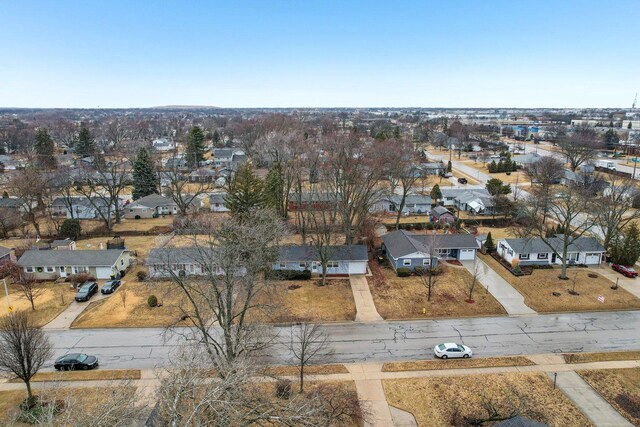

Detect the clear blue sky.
xmin=1 ymin=0 xmax=639 ymax=108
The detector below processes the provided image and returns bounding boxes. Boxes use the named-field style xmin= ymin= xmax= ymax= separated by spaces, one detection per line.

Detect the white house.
xmin=152 ymin=138 xmax=176 ymax=152
xmin=50 ymin=197 xmax=116 ymax=219
xmin=371 ymin=194 xmax=433 ymax=215
xmin=17 ymin=249 xmax=132 ymax=280
xmin=209 ymin=193 xmax=229 ymax=212
xmin=272 ymin=245 xmax=368 ymax=276
xmin=497 ymin=237 xmax=605 ymax=266
xmin=146 ymin=247 xmax=243 ymax=278
xmin=124 ymin=194 xmax=181 ymax=219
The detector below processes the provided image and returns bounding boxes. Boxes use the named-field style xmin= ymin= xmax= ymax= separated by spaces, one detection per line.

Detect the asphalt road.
xmin=45 ymin=311 xmax=640 ymax=370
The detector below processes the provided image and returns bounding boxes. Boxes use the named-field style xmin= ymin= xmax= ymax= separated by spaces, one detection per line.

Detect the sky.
xmin=1 ymin=0 xmax=639 ymax=109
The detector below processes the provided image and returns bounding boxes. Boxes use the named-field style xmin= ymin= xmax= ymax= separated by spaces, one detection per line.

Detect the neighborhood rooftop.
xmin=278 ymin=245 xmax=368 ymax=262
xmin=502 ymin=237 xmax=605 ymax=254
xmin=17 ymin=249 xmax=127 ymax=267
xmin=382 ymin=230 xmax=478 ymax=258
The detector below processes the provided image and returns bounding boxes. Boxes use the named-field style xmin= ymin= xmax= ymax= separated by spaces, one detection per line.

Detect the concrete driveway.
xmin=43 ymin=286 xmax=114 ymax=330
xmin=588 ymin=265 xmax=640 ymax=299
xmin=461 ymin=259 xmax=536 ymax=316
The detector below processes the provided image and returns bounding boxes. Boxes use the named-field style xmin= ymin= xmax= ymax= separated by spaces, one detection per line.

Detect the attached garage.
xmin=584 ymin=253 xmax=602 ymax=265
xmin=458 ymin=249 xmax=476 ymax=261
xmin=348 ymin=260 xmax=368 ymax=275
xmin=273 ymin=245 xmax=369 ymax=276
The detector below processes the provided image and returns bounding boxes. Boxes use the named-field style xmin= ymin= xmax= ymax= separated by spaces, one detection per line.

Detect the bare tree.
xmin=0 ymin=207 xmax=21 ymax=238
xmin=15 ymin=276 xmax=45 ymax=311
xmin=7 ymin=168 xmax=47 ymax=237
xmin=0 ymin=312 xmax=53 ymax=402
xmin=593 ymin=175 xmax=640 ymax=250
xmin=162 ymin=153 xmax=211 ymax=216
xmin=525 ymin=156 xmax=564 ymax=223
xmin=558 ymin=124 xmax=599 ymax=171
xmin=466 ymin=259 xmax=484 ymax=301
xmin=75 ymin=155 xmax=131 ymax=230
xmin=387 ymin=138 xmax=421 ymax=230
xmin=119 ymin=288 xmax=128 ymax=308
xmin=289 ymin=323 xmax=334 ymax=392
xmin=164 ymin=209 xmax=284 ymax=373
xmin=523 ymin=185 xmax=595 ymax=279
xmin=418 ymin=234 xmax=442 ymax=302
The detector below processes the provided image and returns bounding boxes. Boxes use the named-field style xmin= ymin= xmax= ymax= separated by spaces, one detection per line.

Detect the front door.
xmin=551 ymin=253 xmax=556 ymax=263
xmin=311 ymin=262 xmax=318 ymax=272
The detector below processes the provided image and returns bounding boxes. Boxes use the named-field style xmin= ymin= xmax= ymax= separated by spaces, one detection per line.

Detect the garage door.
xmin=348 ymin=261 xmax=367 ymax=275
xmin=458 ymin=249 xmax=476 ymax=261
xmin=584 ymin=253 xmax=601 ymax=265
xmin=95 ymin=267 xmax=113 ymax=279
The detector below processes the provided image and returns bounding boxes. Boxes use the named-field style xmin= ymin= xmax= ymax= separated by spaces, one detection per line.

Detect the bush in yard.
xmin=396 ymin=268 xmax=411 ymax=277
xmin=414 ymin=266 xmax=425 ymax=275
xmin=484 ymin=232 xmax=495 ymax=252
xmin=266 ymin=269 xmax=311 ymax=280
xmin=425 ymin=222 xmax=434 ymax=230
xmin=59 ymin=219 xmax=81 ymax=241
xmin=68 ymin=273 xmax=96 ymax=288
xmin=147 ymin=295 xmax=158 ymax=307
xmin=275 ymin=379 xmax=292 ymax=399
xmin=512 ymin=264 xmax=522 ymax=274
xmin=136 ymin=270 xmax=147 ymax=281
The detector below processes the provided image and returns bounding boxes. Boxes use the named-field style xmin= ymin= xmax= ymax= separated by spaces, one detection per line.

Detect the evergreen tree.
xmin=603 ymin=129 xmax=619 ymax=150
xmin=224 ymin=162 xmax=265 ymax=221
xmin=612 ymin=223 xmax=640 ymax=266
xmin=59 ymin=219 xmax=81 ymax=241
xmin=484 ymin=232 xmax=494 ymax=252
xmin=132 ymin=147 xmax=159 ymax=200
xmin=486 ymin=178 xmax=511 ymax=196
xmin=264 ymin=163 xmax=286 ymax=218
xmin=212 ymin=130 xmax=222 ymax=147
xmin=34 ymin=128 xmax=56 ymax=169
xmin=75 ymin=127 xmax=96 ymax=157
xmin=185 ymin=126 xmax=206 ymax=167
xmin=488 ymin=160 xmax=497 ymax=173
xmin=446 ymin=160 xmax=452 ymax=173
xmin=2 ymin=191 xmax=8 ymax=198
xmin=430 ymin=184 xmax=442 ymax=204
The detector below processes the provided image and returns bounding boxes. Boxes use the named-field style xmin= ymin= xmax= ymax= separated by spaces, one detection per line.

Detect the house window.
xmin=403 ymin=259 xmax=411 ymax=266
xmin=121 ymin=259 xmax=124 ymax=266
xmin=45 ymin=266 xmax=54 ymax=272
xmin=327 ymin=261 xmax=339 ymax=268
xmin=519 ymin=254 xmax=530 ymax=260
xmin=26 ymin=267 xmax=34 ymax=273
xmin=423 ymin=259 xmax=430 ymax=265
xmin=537 ymin=253 xmax=549 ymax=260
xmin=438 ymin=249 xmax=449 ymax=256
xmin=279 ymin=263 xmax=286 ymax=269
xmin=299 ymin=263 xmax=307 ymax=269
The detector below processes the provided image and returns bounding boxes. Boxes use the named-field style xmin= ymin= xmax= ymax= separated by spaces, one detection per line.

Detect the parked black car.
xmin=101 ymin=279 xmax=122 ymax=294
xmin=54 ymin=353 xmax=99 ymax=371
xmin=75 ymin=282 xmax=98 ymax=302
xmin=457 ymin=177 xmax=468 ymax=184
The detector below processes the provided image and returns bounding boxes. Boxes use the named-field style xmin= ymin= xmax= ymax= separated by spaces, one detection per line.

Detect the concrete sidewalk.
xmin=462 ymin=259 xmax=536 ymax=316
xmin=349 ymin=275 xmax=383 ymax=322
xmin=43 ymin=291 xmax=111 ymax=330
xmin=553 ymin=371 xmax=633 ymax=427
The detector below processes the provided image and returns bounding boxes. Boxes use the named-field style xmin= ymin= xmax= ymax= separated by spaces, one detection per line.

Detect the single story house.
xmin=0 ymin=198 xmax=25 ymax=214
xmin=497 ymin=237 xmax=605 ymax=266
xmin=50 ymin=197 xmax=116 ymax=219
xmin=124 ymin=194 xmax=181 ymax=219
xmin=381 ymin=230 xmax=478 ymax=271
xmin=440 ymin=188 xmax=494 ymax=215
xmin=272 ymin=245 xmax=368 ymax=276
xmin=146 ymin=247 xmax=244 ymax=278
xmin=152 ymin=138 xmax=176 ymax=152
xmin=213 ymin=148 xmax=246 ymax=168
xmin=0 ymin=246 xmax=15 ymax=264
xmin=513 ymin=153 xmax=542 ymax=168
xmin=17 ymin=249 xmax=132 ymax=280
xmin=417 ymin=162 xmax=445 ymax=176
xmin=189 ymin=168 xmax=218 ymax=183
xmin=51 ymin=239 xmax=76 ymax=250
xmin=209 ymin=193 xmax=229 ymax=212
xmin=371 ymin=194 xmax=433 ymax=215
xmin=431 ymin=206 xmax=455 ymax=223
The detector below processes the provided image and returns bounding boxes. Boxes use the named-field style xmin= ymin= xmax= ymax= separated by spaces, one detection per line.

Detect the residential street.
xmin=43 ymin=310 xmax=640 ymax=370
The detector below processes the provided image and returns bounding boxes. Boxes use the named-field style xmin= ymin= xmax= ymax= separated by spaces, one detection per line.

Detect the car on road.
xmin=457 ymin=177 xmax=468 ymax=184
xmin=75 ymin=282 xmax=98 ymax=302
xmin=101 ymin=279 xmax=122 ymax=294
xmin=612 ymin=264 xmax=638 ymax=278
xmin=434 ymin=342 xmax=473 ymax=359
xmin=54 ymin=353 xmax=99 ymax=371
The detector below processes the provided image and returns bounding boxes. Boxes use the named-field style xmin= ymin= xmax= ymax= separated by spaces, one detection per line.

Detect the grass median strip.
xmin=382 ymin=356 xmax=535 ymax=372
xmin=579 ymin=368 xmax=640 ymax=426
xmin=9 ymin=369 xmax=142 ymax=383
xmin=261 ymin=364 xmax=349 ymax=376
xmin=563 ymin=351 xmax=640 ymax=364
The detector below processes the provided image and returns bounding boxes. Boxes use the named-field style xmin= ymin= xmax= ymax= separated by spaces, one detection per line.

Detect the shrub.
xmin=512 ymin=264 xmax=522 ymax=274
xmin=59 ymin=219 xmax=81 ymax=241
xmin=147 ymin=295 xmax=158 ymax=307
xmin=266 ymin=269 xmax=311 ymax=280
xmin=136 ymin=270 xmax=148 ymax=281
xmin=414 ymin=266 xmax=425 ymax=275
xmin=68 ymin=273 xmax=96 ymax=288
xmin=425 ymin=222 xmax=434 ymax=230
xmin=396 ymin=267 xmax=411 ymax=277
xmin=275 ymin=379 xmax=292 ymax=400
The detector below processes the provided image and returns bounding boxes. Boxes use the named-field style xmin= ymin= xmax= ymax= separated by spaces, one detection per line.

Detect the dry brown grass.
xmin=0 ymin=282 xmax=74 ymax=327
xmin=9 ymin=370 xmax=141 ymax=383
xmin=384 ymin=373 xmax=592 ymax=427
xmin=368 ymin=264 xmax=506 ymax=319
xmin=252 ymin=279 xmax=356 ymax=323
xmin=263 ymin=364 xmax=349 ymax=376
xmin=579 ymin=368 xmax=640 ymax=426
xmin=459 ymin=159 xmax=529 ymax=184
xmin=382 ymin=356 xmax=535 ymax=372
xmin=479 ymin=254 xmax=640 ymax=312
xmin=471 ymin=226 xmax=515 ymax=239
xmin=111 ymin=216 xmax=174 ymax=233
xmin=76 ymin=234 xmax=162 ymax=259
xmin=564 ymin=351 xmax=640 ymax=364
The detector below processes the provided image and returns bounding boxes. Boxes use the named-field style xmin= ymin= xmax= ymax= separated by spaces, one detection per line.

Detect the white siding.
xmin=348 ymin=261 xmax=368 ymax=275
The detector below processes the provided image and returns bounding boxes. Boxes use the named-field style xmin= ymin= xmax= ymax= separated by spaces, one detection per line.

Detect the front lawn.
xmin=0 ymin=282 xmax=74 ymax=327
xmin=479 ymin=254 xmax=640 ymax=313
xmin=579 ymin=368 xmax=640 ymax=425
xmin=383 ymin=373 xmax=592 ymax=427
xmin=368 ymin=262 xmax=506 ymax=319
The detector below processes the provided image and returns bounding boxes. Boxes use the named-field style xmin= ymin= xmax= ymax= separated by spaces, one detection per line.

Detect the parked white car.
xmin=434 ymin=343 xmax=473 ymax=359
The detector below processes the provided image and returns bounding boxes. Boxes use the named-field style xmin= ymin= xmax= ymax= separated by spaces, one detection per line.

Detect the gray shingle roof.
xmin=432 ymin=206 xmax=453 ymax=216
xmin=503 ymin=237 xmax=605 ymax=254
xmin=382 ymin=230 xmax=478 ymax=258
xmin=209 ymin=193 xmax=227 ymax=204
xmin=278 ymin=245 xmax=368 ymax=262
xmin=17 ymin=250 xmax=126 ymax=267
xmin=130 ymin=194 xmax=176 ymax=208
xmin=147 ymin=247 xmax=213 ymax=265
xmin=0 ymin=247 xmax=12 ymax=258
xmin=0 ymin=198 xmax=22 ymax=208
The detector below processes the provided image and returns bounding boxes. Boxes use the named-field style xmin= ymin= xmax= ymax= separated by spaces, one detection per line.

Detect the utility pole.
xmin=2 ymin=278 xmax=12 ymax=314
